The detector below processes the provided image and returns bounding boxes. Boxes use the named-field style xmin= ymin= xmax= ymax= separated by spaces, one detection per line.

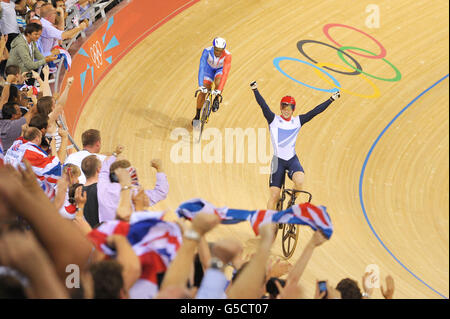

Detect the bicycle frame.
xmin=194 ymin=88 xmax=223 ymax=142
xmin=276 ymin=172 xmax=312 ymax=259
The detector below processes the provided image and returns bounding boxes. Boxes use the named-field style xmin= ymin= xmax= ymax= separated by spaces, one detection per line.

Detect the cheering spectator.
xmin=0 ymin=160 xmax=94 ymax=279
xmin=6 ymin=23 xmax=58 ymax=73
xmin=196 ymin=239 xmax=243 ymax=299
xmin=159 ymin=212 xmax=221 ymax=297
xmin=64 ymin=128 xmax=106 ymax=184
xmin=97 ymin=145 xmax=169 ymax=222
xmin=3 ymin=65 xmax=25 ymax=89
xmin=32 ymin=1 xmax=46 ymax=19
xmin=0 ymin=100 xmax=36 ymax=151
xmin=54 ymin=163 xmax=81 ymax=219
xmin=20 ymin=126 xmax=64 ymax=192
xmin=39 ymin=3 xmax=88 ymax=57
xmin=80 ymin=154 xmax=101 ymax=227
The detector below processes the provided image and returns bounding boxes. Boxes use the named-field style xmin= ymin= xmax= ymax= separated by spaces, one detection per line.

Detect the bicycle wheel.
xmin=281 ymin=224 xmax=299 ymax=259
xmin=198 ymin=100 xmax=210 ymax=142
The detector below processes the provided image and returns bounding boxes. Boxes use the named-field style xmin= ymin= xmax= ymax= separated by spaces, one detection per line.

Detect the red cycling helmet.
xmin=280 ymin=96 xmax=296 ymax=110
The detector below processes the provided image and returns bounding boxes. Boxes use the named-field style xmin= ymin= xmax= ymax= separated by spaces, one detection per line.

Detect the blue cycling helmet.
xmin=213 ymin=37 xmax=226 ymax=49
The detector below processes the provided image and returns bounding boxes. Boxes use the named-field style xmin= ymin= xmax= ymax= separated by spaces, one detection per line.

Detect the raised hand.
xmin=276 ymin=277 xmax=305 ymax=299
xmin=31 ymin=70 xmax=41 ymax=81
xmin=380 ymin=275 xmax=395 ymax=299
xmin=58 ymin=128 xmax=69 ymax=139
xmin=330 ymin=90 xmax=341 ymax=101
xmin=74 ymin=186 xmax=87 ymax=208
xmin=191 ymin=212 xmax=220 ymax=236
xmin=132 ymin=187 xmax=150 ymax=211
xmin=115 ymin=167 xmax=132 ymax=187
xmin=310 ymin=229 xmax=328 ymax=247
xmin=267 ymin=257 xmax=292 ymax=279
xmin=42 ymin=65 xmax=50 ymax=79
xmin=211 ymin=238 xmax=243 ymax=265
xmin=67 ymin=76 xmax=74 ymax=87
xmin=150 ymin=158 xmax=163 ymax=172
xmin=114 ymin=144 xmax=125 ymax=156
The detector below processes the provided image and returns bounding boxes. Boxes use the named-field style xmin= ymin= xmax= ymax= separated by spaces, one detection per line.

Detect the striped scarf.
xmin=176 ymin=198 xmax=334 ymax=238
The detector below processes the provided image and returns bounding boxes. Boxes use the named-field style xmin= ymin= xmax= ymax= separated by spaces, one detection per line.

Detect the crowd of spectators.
xmin=0 ymin=0 xmax=396 ymax=300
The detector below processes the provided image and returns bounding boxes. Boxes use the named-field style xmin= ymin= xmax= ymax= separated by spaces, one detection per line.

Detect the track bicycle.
xmin=276 ymin=171 xmax=313 ymax=259
xmin=193 ymin=88 xmax=222 ymax=142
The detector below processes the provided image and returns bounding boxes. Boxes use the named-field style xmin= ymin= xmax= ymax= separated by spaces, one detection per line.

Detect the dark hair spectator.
xmin=0 ymin=275 xmax=27 ymax=299
xmin=90 ymin=259 xmax=125 ymax=299
xmin=336 ymin=278 xmax=363 ymax=299
xmin=5 ymin=65 xmax=20 ymax=78
xmin=29 ymin=114 xmax=49 ymax=131
xmin=1 ymin=102 xmax=19 ymax=120
xmin=24 ymin=22 xmax=42 ymax=35
xmin=37 ymin=96 xmax=54 ymax=116
xmin=7 ymin=85 xmax=19 ymax=103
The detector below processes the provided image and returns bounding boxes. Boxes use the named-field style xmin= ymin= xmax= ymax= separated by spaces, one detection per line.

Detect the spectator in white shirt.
xmin=64 ymin=129 xmax=106 ymax=184
xmin=39 ymin=3 xmax=88 ymax=56
xmin=0 ymin=0 xmax=26 ymax=50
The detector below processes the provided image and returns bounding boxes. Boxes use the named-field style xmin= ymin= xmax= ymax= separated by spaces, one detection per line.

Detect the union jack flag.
xmin=22 ymin=143 xmax=62 ymax=185
xmin=48 ymin=46 xmax=72 ymax=73
xmin=87 ymin=212 xmax=182 ymax=299
xmin=176 ymin=198 xmax=334 ymax=238
xmin=4 ymin=137 xmax=28 ymax=168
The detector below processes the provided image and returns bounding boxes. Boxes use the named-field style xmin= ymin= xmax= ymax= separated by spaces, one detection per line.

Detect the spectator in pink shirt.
xmin=39 ymin=3 xmax=88 ymax=56
xmin=97 ymin=145 xmax=169 ymax=222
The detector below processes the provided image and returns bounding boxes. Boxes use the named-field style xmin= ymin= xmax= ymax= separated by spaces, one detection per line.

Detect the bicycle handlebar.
xmin=195 ymin=89 xmax=209 ymax=97
xmin=194 ymin=89 xmax=223 ymax=103
xmin=283 ymin=189 xmax=312 ymax=203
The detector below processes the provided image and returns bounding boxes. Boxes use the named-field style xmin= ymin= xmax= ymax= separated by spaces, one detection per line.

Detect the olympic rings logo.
xmin=90 ymin=41 xmax=103 ymax=69
xmin=273 ymin=23 xmax=402 ymax=99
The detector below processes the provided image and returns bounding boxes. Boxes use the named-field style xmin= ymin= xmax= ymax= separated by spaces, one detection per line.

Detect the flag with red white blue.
xmin=176 ymin=198 xmax=333 ymax=238
xmin=87 ymin=212 xmax=182 ymax=298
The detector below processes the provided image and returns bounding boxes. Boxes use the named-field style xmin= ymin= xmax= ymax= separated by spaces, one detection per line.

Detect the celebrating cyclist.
xmin=250 ymin=81 xmax=341 ymax=210
xmin=192 ymin=37 xmax=232 ymax=125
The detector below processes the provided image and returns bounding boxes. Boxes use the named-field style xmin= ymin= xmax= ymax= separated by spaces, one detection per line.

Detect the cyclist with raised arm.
xmin=250 ymin=81 xmax=341 ymax=210
xmin=192 ymin=37 xmax=232 ymax=125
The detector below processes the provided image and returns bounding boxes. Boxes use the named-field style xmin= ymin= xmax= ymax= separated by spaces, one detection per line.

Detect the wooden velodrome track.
xmin=72 ymin=0 xmax=449 ymax=298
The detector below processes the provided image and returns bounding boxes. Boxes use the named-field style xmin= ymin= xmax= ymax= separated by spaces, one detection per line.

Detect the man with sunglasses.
xmin=250 ymin=80 xmax=340 ymax=210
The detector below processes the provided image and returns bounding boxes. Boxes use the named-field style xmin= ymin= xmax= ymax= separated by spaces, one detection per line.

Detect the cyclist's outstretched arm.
xmin=299 ymin=91 xmax=340 ymax=125
xmin=251 ymin=85 xmax=275 ymax=124
xmin=198 ymin=49 xmax=209 ymax=87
